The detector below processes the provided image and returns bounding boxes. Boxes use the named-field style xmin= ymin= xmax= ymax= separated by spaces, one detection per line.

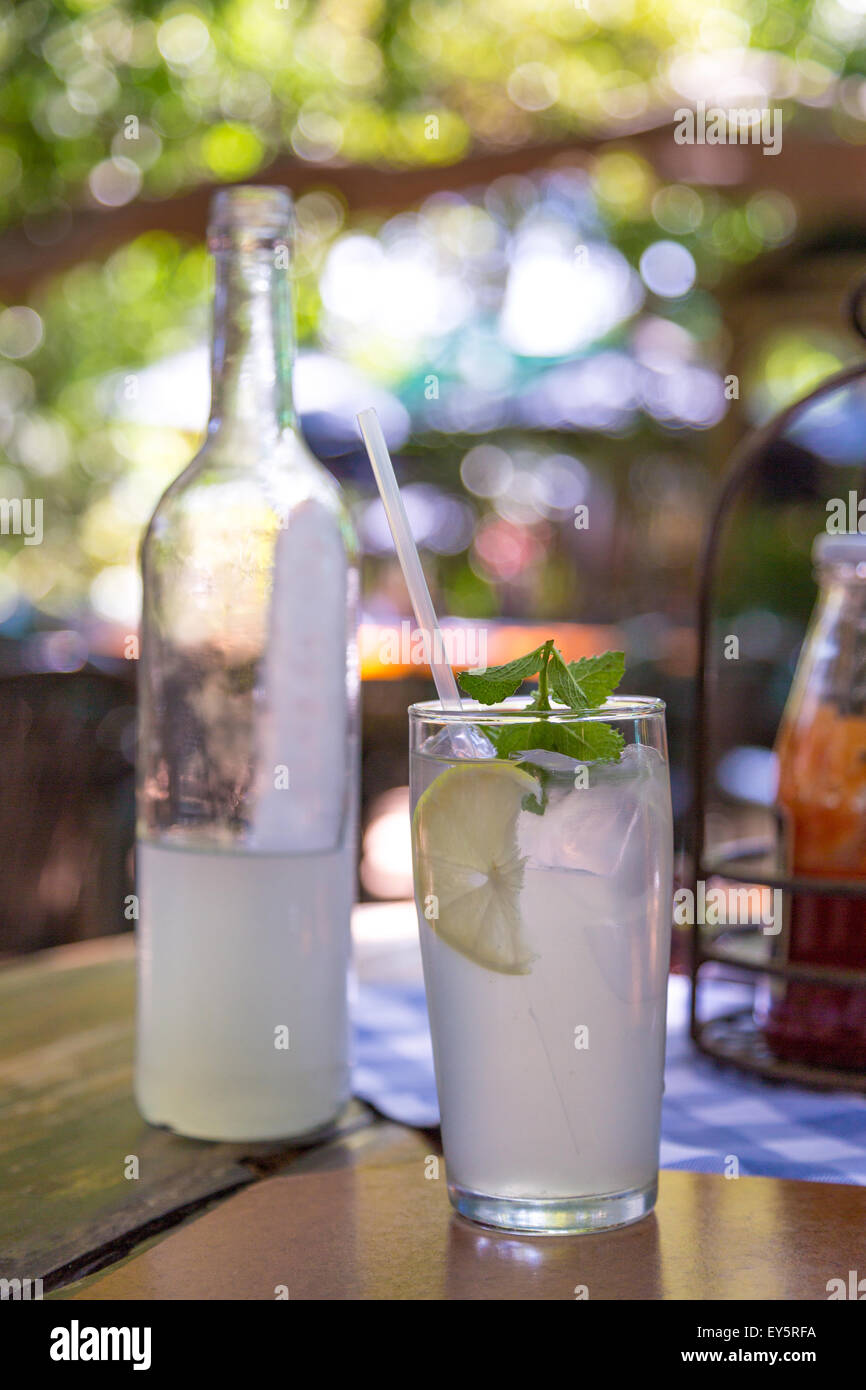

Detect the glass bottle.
xmin=767 ymin=532 xmax=866 ymax=1069
xmin=136 ymin=186 xmax=359 ymax=1139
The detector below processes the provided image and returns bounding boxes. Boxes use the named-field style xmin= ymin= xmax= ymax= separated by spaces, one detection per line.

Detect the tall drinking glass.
xmin=409 ymin=696 xmax=673 ymax=1234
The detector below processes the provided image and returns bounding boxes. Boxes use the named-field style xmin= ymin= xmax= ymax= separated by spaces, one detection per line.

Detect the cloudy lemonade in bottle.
xmin=136 ymin=187 xmax=358 ymax=1141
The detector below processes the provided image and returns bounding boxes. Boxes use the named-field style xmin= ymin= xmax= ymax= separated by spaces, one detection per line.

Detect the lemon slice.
xmin=412 ymin=762 xmax=540 ymax=974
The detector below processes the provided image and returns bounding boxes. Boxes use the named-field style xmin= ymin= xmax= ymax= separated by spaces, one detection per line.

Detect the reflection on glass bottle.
xmin=136 ymin=187 xmax=359 ymax=1139
xmin=768 ymin=533 xmax=866 ymax=1069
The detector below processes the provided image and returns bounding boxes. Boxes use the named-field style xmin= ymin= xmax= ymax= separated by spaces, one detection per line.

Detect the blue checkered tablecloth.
xmin=352 ymin=973 xmax=866 ymax=1184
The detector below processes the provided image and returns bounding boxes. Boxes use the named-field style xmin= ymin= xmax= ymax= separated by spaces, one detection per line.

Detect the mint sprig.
xmin=457 ymin=644 xmax=548 ymax=705
xmin=457 ymin=641 xmax=625 ymax=764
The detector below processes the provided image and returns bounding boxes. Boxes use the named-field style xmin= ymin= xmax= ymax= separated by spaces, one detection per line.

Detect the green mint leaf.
xmin=563 ymin=719 xmax=625 ymax=763
xmin=457 ymin=645 xmax=548 ymax=705
xmin=492 ymin=718 xmax=624 ymax=764
xmin=491 ymin=721 xmax=562 ymax=758
xmin=517 ymin=764 xmax=550 ymax=815
xmin=548 ymin=649 xmax=584 ymax=708
xmin=565 ymin=650 xmax=625 ymax=709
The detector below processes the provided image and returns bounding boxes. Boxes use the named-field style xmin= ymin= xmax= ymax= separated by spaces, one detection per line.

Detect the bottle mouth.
xmin=208 ymin=185 xmax=292 ymax=247
xmin=812 ymin=531 xmax=866 ymax=576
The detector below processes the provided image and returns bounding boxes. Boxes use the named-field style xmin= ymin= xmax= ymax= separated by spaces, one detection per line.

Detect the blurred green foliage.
xmin=1 ymin=0 xmax=864 ymax=230
xmin=0 ymin=1 xmax=863 ymax=624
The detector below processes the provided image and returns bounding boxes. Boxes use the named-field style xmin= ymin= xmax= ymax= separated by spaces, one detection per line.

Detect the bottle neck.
xmin=208 ymin=241 xmax=295 ymax=437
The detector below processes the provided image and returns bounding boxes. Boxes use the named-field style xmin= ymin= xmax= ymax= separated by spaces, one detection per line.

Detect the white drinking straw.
xmin=357 ymin=408 xmax=463 ymax=710
xmin=358 ymin=412 xmax=582 ymax=1163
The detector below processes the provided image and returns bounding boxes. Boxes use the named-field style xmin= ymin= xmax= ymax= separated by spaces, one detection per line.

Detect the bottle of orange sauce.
xmin=767 ymin=533 xmax=866 ymax=1070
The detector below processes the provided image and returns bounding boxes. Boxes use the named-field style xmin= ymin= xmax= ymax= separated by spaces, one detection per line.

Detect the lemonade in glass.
xmin=410 ymin=689 xmax=673 ymax=1234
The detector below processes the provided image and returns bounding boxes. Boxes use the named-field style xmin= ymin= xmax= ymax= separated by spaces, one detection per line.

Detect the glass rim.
xmin=409 ymin=694 xmax=665 ymax=723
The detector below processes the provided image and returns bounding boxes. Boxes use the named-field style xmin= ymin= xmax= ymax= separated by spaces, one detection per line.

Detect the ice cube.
xmin=505 ymin=748 xmax=582 ymax=775
xmin=518 ymin=782 xmax=639 ymax=876
xmin=421 ymin=722 xmax=497 ymax=761
xmin=517 ymin=742 xmax=668 ymax=878
xmin=584 ymin=741 xmax=663 ymax=785
xmin=516 ymin=742 xmax=672 ymax=1004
